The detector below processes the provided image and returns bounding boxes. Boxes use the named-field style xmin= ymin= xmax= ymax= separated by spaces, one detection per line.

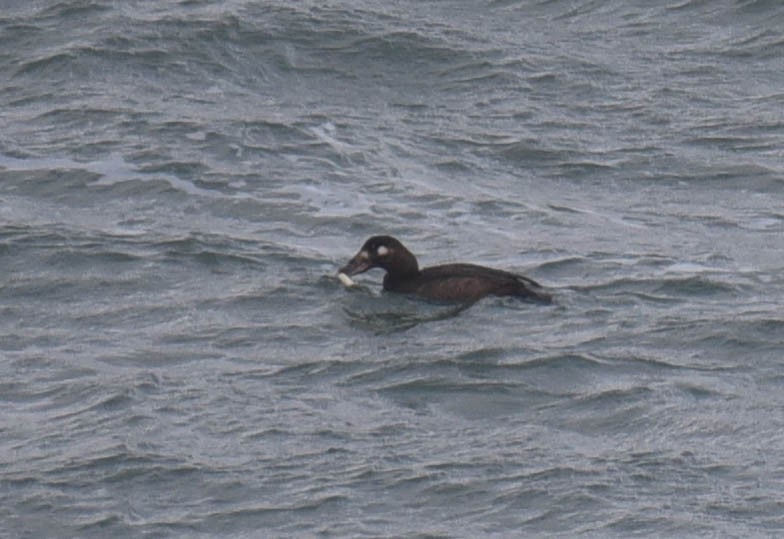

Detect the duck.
xmin=338 ymin=235 xmax=552 ymax=304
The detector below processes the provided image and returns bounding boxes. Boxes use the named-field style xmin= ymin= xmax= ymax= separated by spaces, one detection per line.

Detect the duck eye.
xmin=376 ymin=245 xmax=389 ymax=256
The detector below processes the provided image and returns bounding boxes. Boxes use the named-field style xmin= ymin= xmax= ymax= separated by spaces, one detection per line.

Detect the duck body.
xmin=339 ymin=235 xmax=551 ymax=304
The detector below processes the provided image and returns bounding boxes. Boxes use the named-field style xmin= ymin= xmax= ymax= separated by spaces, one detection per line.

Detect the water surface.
xmin=2 ymin=1 xmax=784 ymax=537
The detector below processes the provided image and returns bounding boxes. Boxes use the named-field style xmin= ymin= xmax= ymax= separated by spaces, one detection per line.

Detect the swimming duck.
xmin=338 ymin=235 xmax=551 ymax=304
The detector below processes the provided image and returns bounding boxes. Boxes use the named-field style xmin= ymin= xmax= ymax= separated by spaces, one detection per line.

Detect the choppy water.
xmin=2 ymin=1 xmax=784 ymax=537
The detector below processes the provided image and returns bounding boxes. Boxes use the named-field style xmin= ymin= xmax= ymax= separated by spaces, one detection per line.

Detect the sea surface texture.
xmin=2 ymin=1 xmax=784 ymax=537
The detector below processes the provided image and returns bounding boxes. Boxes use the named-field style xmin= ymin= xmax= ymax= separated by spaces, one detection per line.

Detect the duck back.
xmin=384 ymin=263 xmax=551 ymax=303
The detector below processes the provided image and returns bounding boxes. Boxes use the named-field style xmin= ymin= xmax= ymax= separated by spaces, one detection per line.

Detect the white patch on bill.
xmin=338 ymin=272 xmax=356 ymax=287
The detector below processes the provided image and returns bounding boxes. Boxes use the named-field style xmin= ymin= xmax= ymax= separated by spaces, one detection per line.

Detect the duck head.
xmin=339 ymin=235 xmax=419 ymax=277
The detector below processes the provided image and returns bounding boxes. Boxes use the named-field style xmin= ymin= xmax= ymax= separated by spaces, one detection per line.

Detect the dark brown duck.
xmin=339 ymin=235 xmax=552 ymax=304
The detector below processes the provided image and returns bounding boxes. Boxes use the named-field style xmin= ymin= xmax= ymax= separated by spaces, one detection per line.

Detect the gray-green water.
xmin=2 ymin=1 xmax=784 ymax=537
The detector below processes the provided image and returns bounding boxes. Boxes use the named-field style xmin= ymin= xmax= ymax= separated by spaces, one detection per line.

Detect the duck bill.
xmin=339 ymin=251 xmax=372 ymax=276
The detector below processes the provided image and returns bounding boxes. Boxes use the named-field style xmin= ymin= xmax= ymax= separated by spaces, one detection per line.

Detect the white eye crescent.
xmin=377 ymin=245 xmax=389 ymax=256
